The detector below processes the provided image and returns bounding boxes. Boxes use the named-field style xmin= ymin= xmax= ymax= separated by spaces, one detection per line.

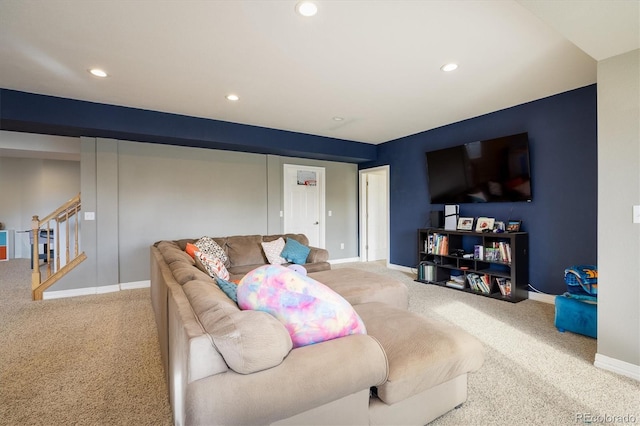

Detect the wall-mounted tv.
xmin=426 ymin=132 xmax=532 ymax=204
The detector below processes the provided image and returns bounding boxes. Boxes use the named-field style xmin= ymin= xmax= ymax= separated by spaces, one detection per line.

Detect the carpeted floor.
xmin=0 ymin=259 xmax=172 ymax=426
xmin=1 ymin=259 xmax=638 ymax=425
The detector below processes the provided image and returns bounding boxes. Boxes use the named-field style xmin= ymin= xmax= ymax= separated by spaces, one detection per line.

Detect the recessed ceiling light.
xmin=441 ymin=63 xmax=458 ymax=72
xmin=89 ymin=68 xmax=108 ymax=78
xmin=332 ymin=117 xmax=344 ymax=121
xmin=296 ymin=1 xmax=318 ymax=17
xmin=226 ymin=94 xmax=239 ymax=101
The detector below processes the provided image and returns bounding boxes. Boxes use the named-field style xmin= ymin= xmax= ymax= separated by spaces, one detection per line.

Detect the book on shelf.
xmin=445 ymin=280 xmax=465 ymax=289
xmin=474 ymin=245 xmax=483 ymax=260
xmin=429 ymin=233 xmax=449 ymax=255
xmin=485 ymin=241 xmax=512 ymax=263
xmin=466 ymin=273 xmax=491 ymax=293
xmin=496 ymin=277 xmax=512 ymax=296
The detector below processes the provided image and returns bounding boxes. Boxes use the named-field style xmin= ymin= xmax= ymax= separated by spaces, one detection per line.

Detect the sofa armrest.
xmin=307 ymin=246 xmax=329 ymax=263
xmin=185 ymin=334 xmax=388 ymax=425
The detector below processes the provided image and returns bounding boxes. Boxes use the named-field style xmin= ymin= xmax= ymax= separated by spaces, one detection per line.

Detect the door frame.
xmin=359 ymin=165 xmax=390 ymax=264
xmin=283 ymin=164 xmax=326 ymax=248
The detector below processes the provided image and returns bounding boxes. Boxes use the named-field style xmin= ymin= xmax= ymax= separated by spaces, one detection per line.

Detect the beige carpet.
xmin=0 ymin=259 xmax=172 ymax=426
xmin=1 ymin=259 xmax=638 ymax=425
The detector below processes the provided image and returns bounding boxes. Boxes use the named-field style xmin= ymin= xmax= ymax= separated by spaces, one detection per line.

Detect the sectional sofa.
xmin=150 ymin=234 xmax=484 ymax=425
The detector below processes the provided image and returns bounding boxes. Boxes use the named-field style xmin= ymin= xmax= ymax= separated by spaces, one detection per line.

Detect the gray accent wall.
xmin=50 ymin=138 xmax=358 ymax=290
xmin=597 ymin=49 xmax=640 ymax=369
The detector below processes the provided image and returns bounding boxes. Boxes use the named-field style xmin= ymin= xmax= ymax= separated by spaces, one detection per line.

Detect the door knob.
xmin=313 ymin=221 xmax=319 ymax=225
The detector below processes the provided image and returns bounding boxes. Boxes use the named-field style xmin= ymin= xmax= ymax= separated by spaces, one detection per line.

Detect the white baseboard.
xmin=388 ymin=263 xmax=414 ymax=274
xmin=528 ymin=291 xmax=556 ymax=304
xmin=329 ymin=257 xmax=361 ymax=264
xmin=43 ymin=280 xmax=150 ymax=300
xmin=594 ymin=353 xmax=640 ymax=381
xmin=120 ymin=280 xmax=151 ymax=290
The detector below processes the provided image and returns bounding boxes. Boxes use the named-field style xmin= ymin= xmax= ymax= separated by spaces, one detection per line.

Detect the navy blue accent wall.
xmin=0 ymin=89 xmax=377 ymax=163
xmin=361 ymin=85 xmax=597 ymax=295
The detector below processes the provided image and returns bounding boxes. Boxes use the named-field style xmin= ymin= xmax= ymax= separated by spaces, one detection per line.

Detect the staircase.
xmin=31 ymin=193 xmax=86 ymax=301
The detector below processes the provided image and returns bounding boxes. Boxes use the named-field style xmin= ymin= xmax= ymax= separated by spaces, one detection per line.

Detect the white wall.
xmin=596 ymin=49 xmax=640 ymax=377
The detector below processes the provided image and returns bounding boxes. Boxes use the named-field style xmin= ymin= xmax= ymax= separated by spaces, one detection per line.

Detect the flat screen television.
xmin=426 ymin=132 xmax=532 ymax=204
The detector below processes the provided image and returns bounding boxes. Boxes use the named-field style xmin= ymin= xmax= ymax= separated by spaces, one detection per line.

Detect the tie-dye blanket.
xmin=238 ymin=264 xmax=366 ymax=348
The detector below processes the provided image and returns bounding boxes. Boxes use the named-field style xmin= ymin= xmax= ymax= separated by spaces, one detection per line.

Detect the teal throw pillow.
xmin=280 ymin=238 xmax=311 ymax=265
xmin=216 ymin=276 xmax=238 ymax=303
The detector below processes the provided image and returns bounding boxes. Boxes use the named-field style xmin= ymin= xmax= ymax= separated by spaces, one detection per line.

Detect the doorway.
xmin=283 ymin=164 xmax=326 ymax=248
xmin=359 ymin=166 xmax=389 ymax=263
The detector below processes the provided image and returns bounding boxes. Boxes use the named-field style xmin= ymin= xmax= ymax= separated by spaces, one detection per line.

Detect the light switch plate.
xmin=84 ymin=211 xmax=96 ymax=221
xmin=633 ymin=205 xmax=640 ymax=224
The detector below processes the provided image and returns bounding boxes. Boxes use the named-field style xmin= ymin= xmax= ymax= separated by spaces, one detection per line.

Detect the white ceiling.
xmin=0 ymin=1 xmax=637 ymax=145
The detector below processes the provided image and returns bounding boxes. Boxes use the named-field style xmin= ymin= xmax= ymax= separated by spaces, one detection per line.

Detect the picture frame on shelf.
xmin=457 ymin=217 xmax=474 ymax=231
xmin=475 ymin=217 xmax=495 ymax=232
xmin=506 ymin=220 xmax=522 ymax=232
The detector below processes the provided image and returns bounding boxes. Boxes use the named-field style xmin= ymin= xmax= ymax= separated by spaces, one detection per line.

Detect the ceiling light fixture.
xmin=332 ymin=117 xmax=344 ymax=121
xmin=296 ymin=1 xmax=318 ymax=17
xmin=441 ymin=63 xmax=458 ymax=72
xmin=89 ymin=68 xmax=108 ymax=78
xmin=226 ymin=94 xmax=239 ymax=101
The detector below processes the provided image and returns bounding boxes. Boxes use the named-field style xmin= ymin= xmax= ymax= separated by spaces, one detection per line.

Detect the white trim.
xmin=42 ymin=281 xmax=150 ymax=300
xmin=329 ymin=257 xmax=361 ymax=264
xmin=388 ymin=263 xmax=414 ymax=274
xmin=527 ymin=291 xmax=556 ymax=304
xmin=121 ymin=280 xmax=150 ymax=290
xmin=358 ymin=166 xmax=390 ymax=263
xmin=594 ymin=353 xmax=640 ymax=381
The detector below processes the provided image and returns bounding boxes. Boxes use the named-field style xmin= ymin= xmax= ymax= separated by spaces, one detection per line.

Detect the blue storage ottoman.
xmin=554 ymin=295 xmax=597 ymax=338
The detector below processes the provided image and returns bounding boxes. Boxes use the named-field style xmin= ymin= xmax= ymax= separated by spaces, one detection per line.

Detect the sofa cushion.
xmin=261 ymin=237 xmax=287 ymax=265
xmin=182 ymin=280 xmax=292 ymax=374
xmin=223 ymin=235 xmax=266 ymax=267
xmin=309 ymin=268 xmax=409 ymax=310
xmin=355 ymin=302 xmax=485 ymax=405
xmin=157 ymin=241 xmax=195 ymax=266
xmin=280 ymin=238 xmax=311 ymax=264
xmin=238 ymin=265 xmax=366 ymax=348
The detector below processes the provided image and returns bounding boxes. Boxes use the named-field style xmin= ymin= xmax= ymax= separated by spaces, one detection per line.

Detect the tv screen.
xmin=426 ymin=132 xmax=532 ymax=204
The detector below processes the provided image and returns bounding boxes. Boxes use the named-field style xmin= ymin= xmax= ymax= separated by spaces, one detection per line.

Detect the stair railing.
xmin=31 ymin=193 xmax=87 ymax=300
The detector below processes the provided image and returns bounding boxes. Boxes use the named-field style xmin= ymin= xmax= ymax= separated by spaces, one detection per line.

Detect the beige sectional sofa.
xmin=150 ymin=234 xmax=485 ymax=425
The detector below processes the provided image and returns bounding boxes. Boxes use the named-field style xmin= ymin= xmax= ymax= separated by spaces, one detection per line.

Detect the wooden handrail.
xmin=37 ymin=193 xmax=81 ymax=224
xmin=31 ymin=193 xmax=85 ymax=300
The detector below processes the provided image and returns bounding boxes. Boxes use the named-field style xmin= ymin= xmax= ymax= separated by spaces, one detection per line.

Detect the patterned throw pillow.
xmin=261 ymin=237 xmax=286 ymax=265
xmin=195 ymin=251 xmax=230 ymax=281
xmin=195 ymin=236 xmax=228 ymax=265
xmin=238 ymin=265 xmax=366 ymax=348
xmin=280 ymin=238 xmax=310 ymax=265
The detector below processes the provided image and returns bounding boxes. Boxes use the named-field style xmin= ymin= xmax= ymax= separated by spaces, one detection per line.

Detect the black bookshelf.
xmin=416 ymin=228 xmax=529 ymax=302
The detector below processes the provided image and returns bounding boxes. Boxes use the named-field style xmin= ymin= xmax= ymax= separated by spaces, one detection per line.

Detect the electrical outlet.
xmin=340 ymin=243 xmax=344 ymax=250
xmin=634 ymin=205 xmax=640 ymax=224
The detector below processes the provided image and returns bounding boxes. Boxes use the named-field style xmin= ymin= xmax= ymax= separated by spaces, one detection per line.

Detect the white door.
xmin=283 ymin=165 xmax=325 ymax=248
xmin=359 ymin=166 xmax=389 ymax=262
xmin=366 ymin=172 xmax=388 ymax=260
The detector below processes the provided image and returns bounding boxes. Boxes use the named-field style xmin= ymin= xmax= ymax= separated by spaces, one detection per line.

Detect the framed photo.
xmin=506 ymin=220 xmax=522 ymax=232
xmin=475 ymin=217 xmax=495 ymax=232
xmin=457 ymin=217 xmax=474 ymax=231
